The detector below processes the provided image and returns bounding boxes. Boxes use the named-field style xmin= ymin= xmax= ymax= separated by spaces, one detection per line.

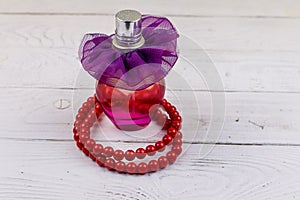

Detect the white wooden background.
xmin=1 ymin=0 xmax=300 ymax=199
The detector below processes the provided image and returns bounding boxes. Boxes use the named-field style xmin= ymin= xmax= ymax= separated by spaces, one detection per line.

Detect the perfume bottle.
xmin=79 ymin=10 xmax=179 ymax=131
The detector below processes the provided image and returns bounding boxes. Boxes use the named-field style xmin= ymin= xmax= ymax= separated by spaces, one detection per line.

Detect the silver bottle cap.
xmin=113 ymin=10 xmax=145 ymax=49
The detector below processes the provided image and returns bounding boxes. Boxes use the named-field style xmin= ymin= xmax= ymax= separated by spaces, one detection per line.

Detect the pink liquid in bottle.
xmin=96 ymin=79 xmax=165 ymax=131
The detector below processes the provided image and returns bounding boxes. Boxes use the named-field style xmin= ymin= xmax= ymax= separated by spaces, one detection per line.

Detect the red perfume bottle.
xmin=96 ymin=79 xmax=165 ymax=131
xmin=79 ymin=10 xmax=179 ymax=131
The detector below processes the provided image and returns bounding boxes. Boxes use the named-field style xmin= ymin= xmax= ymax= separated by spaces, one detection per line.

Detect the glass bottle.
xmin=95 ymin=10 xmax=166 ymax=131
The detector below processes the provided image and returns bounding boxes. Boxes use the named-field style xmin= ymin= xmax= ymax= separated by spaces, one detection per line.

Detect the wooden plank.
xmin=1 ymin=88 xmax=300 ymax=145
xmin=0 ymin=0 xmax=299 ymax=18
xmin=1 ymin=15 xmax=300 ymax=52
xmin=1 ymin=140 xmax=300 ymax=199
xmin=1 ymin=16 xmax=300 ymax=92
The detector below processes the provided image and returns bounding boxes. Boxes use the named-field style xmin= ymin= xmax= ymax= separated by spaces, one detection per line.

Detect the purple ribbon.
xmin=79 ymin=15 xmax=179 ymax=90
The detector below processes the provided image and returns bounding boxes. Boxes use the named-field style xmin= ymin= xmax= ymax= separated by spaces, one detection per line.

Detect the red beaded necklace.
xmin=73 ymin=95 xmax=183 ymax=174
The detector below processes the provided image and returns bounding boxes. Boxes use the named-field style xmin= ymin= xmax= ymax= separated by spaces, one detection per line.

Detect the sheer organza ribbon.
xmin=79 ymin=15 xmax=179 ymax=90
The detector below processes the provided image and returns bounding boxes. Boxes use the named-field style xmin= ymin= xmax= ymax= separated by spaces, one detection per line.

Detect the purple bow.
xmin=79 ymin=15 xmax=179 ymax=90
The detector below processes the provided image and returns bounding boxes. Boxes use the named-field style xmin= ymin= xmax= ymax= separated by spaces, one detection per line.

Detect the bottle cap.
xmin=114 ymin=10 xmax=144 ymax=48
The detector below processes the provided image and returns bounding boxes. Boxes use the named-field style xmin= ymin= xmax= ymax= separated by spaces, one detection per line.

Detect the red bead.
xmin=73 ymin=132 xmax=79 ymax=141
xmin=169 ymin=106 xmax=177 ymax=113
xmin=172 ymin=145 xmax=182 ymax=155
xmin=171 ymin=121 xmax=181 ymax=130
xmin=73 ymin=126 xmax=79 ymax=134
xmin=166 ymin=151 xmax=177 ymax=163
xmin=162 ymin=134 xmax=173 ymax=145
xmin=92 ymin=144 xmax=103 ymax=155
xmin=115 ymin=161 xmax=126 ymax=173
xmin=82 ymin=147 xmax=89 ymax=156
xmin=113 ymin=150 xmax=125 ymax=161
xmin=171 ymin=111 xmax=180 ymax=118
xmin=126 ymin=162 xmax=137 ymax=174
xmin=164 ymin=102 xmax=172 ymax=110
xmin=74 ymin=120 xmax=82 ymax=127
xmin=82 ymin=102 xmax=90 ymax=109
xmin=96 ymin=155 xmax=106 ymax=166
xmin=173 ymin=138 xmax=182 ymax=145
xmin=103 ymin=146 xmax=114 ymax=157
xmin=104 ymin=158 xmax=115 ymax=170
xmin=146 ymin=145 xmax=156 ymax=156
xmin=84 ymin=139 xmax=95 ymax=151
xmin=157 ymin=114 xmax=167 ymax=126
xmin=125 ymin=150 xmax=136 ymax=161
xmin=79 ymin=133 xmax=90 ymax=143
xmin=89 ymin=152 xmax=96 ymax=161
xmin=76 ymin=113 xmax=84 ymax=121
xmin=153 ymin=109 xmax=162 ymax=120
xmin=83 ymin=118 xmax=92 ymax=127
xmin=137 ymin=162 xmax=148 ymax=174
xmin=175 ymin=131 xmax=183 ymax=140
xmin=87 ymin=96 xmax=95 ymax=104
xmin=79 ymin=107 xmax=89 ymax=115
xmin=76 ymin=141 xmax=84 ymax=150
xmin=148 ymin=160 xmax=159 ymax=172
xmin=155 ymin=141 xmax=166 ymax=152
xmin=80 ymin=127 xmax=90 ymax=134
xmin=163 ymin=119 xmax=172 ymax=130
xmin=167 ymin=127 xmax=178 ymax=138
xmin=172 ymin=115 xmax=182 ymax=122
xmin=161 ymin=99 xmax=168 ymax=107
xmin=136 ymin=148 xmax=146 ymax=159
xmin=158 ymin=156 xmax=169 ymax=168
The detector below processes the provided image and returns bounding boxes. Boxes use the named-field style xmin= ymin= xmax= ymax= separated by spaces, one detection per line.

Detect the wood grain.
xmin=0 ymin=88 xmax=300 ymax=145
xmin=0 ymin=0 xmax=299 ymax=199
xmin=0 ymin=0 xmax=299 ymax=18
xmin=1 ymin=140 xmax=300 ymax=200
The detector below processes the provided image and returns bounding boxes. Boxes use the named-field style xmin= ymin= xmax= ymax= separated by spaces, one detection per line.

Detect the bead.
xmin=73 ymin=126 xmax=79 ymax=134
xmin=115 ymin=161 xmax=126 ymax=173
xmin=167 ymin=127 xmax=178 ymax=138
xmin=155 ymin=141 xmax=166 ymax=152
xmin=76 ymin=141 xmax=84 ymax=150
xmin=172 ymin=145 xmax=182 ymax=155
xmin=80 ymin=127 xmax=90 ymax=134
xmin=158 ymin=156 xmax=169 ymax=168
xmin=171 ymin=121 xmax=181 ymax=130
xmin=172 ymin=115 xmax=182 ymax=122
xmin=87 ymin=96 xmax=95 ymax=104
xmin=161 ymin=99 xmax=168 ymax=107
xmin=157 ymin=114 xmax=167 ymax=126
xmin=126 ymin=162 xmax=137 ymax=174
xmin=96 ymin=155 xmax=106 ymax=166
xmin=92 ymin=144 xmax=104 ymax=155
xmin=79 ymin=133 xmax=90 ymax=144
xmin=137 ymin=162 xmax=148 ymax=174
xmin=163 ymin=119 xmax=172 ymax=130
xmin=103 ymin=146 xmax=114 ymax=157
xmin=82 ymin=102 xmax=90 ymax=109
xmin=74 ymin=119 xmax=82 ymax=127
xmin=171 ymin=111 xmax=180 ymax=118
xmin=104 ymin=158 xmax=115 ymax=170
xmin=174 ymin=131 xmax=183 ymax=140
xmin=84 ymin=139 xmax=95 ymax=151
xmin=146 ymin=145 xmax=156 ymax=156
xmin=79 ymin=107 xmax=89 ymax=115
xmin=148 ymin=160 xmax=159 ymax=172
xmin=169 ymin=106 xmax=177 ymax=113
xmin=113 ymin=150 xmax=125 ymax=161
xmin=136 ymin=148 xmax=146 ymax=159
xmin=73 ymin=133 xmax=79 ymax=141
xmin=173 ymin=138 xmax=183 ymax=145
xmin=125 ymin=150 xmax=136 ymax=161
xmin=153 ymin=109 xmax=162 ymax=120
xmin=166 ymin=151 xmax=177 ymax=163
xmin=162 ymin=134 xmax=173 ymax=145
xmin=82 ymin=147 xmax=89 ymax=156
xmin=76 ymin=113 xmax=85 ymax=121
xmin=164 ymin=102 xmax=172 ymax=110
xmin=89 ymin=152 xmax=96 ymax=161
